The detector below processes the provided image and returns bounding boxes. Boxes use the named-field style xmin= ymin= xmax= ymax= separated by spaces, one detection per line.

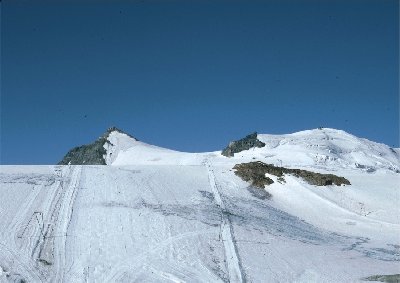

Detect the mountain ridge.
xmin=58 ymin=127 xmax=400 ymax=174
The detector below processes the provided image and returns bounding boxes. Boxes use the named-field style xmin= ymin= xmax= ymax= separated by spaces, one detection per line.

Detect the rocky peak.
xmin=221 ymin=132 xmax=266 ymax=157
xmin=58 ymin=127 xmax=137 ymax=165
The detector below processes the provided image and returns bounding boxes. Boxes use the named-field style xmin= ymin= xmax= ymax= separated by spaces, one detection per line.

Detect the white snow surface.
xmin=0 ymin=128 xmax=399 ymax=282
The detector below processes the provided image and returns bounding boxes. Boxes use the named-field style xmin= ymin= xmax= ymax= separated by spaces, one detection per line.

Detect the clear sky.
xmin=1 ymin=0 xmax=399 ymax=164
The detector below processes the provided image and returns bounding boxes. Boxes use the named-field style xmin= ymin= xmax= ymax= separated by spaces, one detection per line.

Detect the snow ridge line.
xmin=205 ymin=160 xmax=244 ymax=283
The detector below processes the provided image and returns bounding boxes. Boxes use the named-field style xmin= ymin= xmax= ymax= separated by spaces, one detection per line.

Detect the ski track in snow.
xmin=60 ymin=165 xmax=228 ymax=283
xmin=54 ymin=165 xmax=82 ymax=282
xmin=205 ymin=159 xmax=245 ymax=283
xmin=0 ymin=165 xmax=83 ymax=282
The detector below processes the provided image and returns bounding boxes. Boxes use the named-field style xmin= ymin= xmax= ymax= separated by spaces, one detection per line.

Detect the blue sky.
xmin=1 ymin=0 xmax=399 ymax=164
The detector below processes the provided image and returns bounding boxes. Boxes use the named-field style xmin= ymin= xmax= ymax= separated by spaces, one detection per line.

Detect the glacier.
xmin=0 ymin=128 xmax=399 ymax=282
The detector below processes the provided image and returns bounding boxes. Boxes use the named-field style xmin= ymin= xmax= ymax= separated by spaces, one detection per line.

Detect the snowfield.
xmin=0 ymin=128 xmax=399 ymax=282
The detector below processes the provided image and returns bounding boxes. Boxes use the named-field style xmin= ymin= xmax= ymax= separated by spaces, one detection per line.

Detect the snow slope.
xmin=0 ymin=128 xmax=399 ymax=282
xmin=104 ymin=128 xmax=399 ymax=173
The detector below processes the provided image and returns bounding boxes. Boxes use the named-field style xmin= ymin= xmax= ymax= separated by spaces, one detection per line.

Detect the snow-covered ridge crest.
xmin=253 ymin=128 xmax=399 ymax=173
xmin=106 ymin=127 xmax=399 ymax=173
xmin=103 ymin=129 xmax=205 ymax=166
xmin=103 ymin=129 xmax=141 ymax=164
xmin=60 ymin=127 xmax=399 ymax=173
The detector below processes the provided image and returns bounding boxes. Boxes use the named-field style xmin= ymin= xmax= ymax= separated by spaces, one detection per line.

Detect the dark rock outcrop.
xmin=362 ymin=274 xmax=400 ymax=282
xmin=221 ymin=132 xmax=265 ymax=157
xmin=58 ymin=138 xmax=107 ymax=165
xmin=233 ymin=161 xmax=351 ymax=189
xmin=58 ymin=127 xmax=136 ymax=165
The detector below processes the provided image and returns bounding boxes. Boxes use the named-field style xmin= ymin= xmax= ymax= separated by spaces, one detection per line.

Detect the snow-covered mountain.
xmin=1 ymin=128 xmax=399 ymax=282
xmin=60 ymin=127 xmax=400 ymax=172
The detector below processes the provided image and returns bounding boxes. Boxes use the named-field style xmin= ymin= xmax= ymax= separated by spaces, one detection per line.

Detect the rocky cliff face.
xmin=58 ymin=127 xmax=136 ymax=165
xmin=58 ymin=138 xmax=107 ymax=165
xmin=221 ymin=132 xmax=266 ymax=157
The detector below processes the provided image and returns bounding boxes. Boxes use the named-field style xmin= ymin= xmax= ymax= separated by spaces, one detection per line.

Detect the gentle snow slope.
xmin=104 ymin=128 xmax=399 ymax=173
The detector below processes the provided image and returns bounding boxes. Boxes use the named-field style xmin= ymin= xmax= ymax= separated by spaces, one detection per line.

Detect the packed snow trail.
xmin=60 ymin=165 xmax=227 ymax=282
xmin=54 ymin=165 xmax=82 ymax=282
xmin=205 ymin=160 xmax=244 ymax=283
